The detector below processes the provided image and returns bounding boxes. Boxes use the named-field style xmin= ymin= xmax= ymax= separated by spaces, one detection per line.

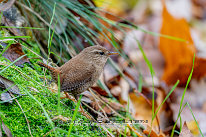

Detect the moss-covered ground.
xmin=0 ymin=41 xmax=106 ymax=136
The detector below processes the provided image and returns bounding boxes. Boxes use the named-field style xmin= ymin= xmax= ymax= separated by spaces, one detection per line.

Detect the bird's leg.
xmin=74 ymin=94 xmax=94 ymax=120
xmin=62 ymin=92 xmax=94 ymax=120
xmin=78 ymin=103 xmax=94 ymax=121
xmin=61 ymin=92 xmax=76 ymax=102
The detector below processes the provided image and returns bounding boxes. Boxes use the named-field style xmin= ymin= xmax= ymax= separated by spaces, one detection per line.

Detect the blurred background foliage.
xmin=15 ymin=0 xmax=138 ymax=65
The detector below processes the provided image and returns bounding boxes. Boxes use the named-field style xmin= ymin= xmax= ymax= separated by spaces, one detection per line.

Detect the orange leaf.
xmin=143 ymin=125 xmax=165 ymax=137
xmin=159 ymin=2 xmax=206 ymax=86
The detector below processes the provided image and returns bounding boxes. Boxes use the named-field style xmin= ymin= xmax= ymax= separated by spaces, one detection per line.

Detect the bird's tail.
xmin=37 ymin=61 xmax=56 ymax=72
xmin=37 ymin=61 xmax=60 ymax=81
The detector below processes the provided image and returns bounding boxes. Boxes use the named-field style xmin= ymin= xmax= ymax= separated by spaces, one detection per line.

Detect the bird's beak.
xmin=108 ymin=52 xmax=119 ymax=55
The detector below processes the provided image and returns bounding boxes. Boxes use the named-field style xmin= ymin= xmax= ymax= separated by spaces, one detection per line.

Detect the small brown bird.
xmin=38 ymin=45 xmax=118 ymax=99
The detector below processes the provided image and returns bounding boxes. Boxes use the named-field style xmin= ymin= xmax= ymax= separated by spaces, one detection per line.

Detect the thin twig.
xmin=43 ymin=128 xmax=56 ymax=137
xmin=81 ymin=101 xmax=104 ymax=118
xmin=88 ymin=89 xmax=109 ymax=120
xmin=100 ymin=125 xmax=115 ymax=137
xmin=64 ymin=92 xmax=95 ymax=121
xmin=89 ymin=88 xmax=126 ymax=119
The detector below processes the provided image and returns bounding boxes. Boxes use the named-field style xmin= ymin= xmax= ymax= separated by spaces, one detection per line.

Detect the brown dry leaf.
xmin=192 ymin=0 xmax=206 ymax=19
xmin=159 ymin=2 xmax=206 ymax=86
xmin=0 ymin=75 xmax=22 ymax=103
xmin=3 ymin=43 xmax=30 ymax=67
xmin=129 ymin=92 xmax=159 ymax=130
xmin=0 ymin=75 xmax=21 ymax=95
xmin=0 ymin=117 xmax=13 ymax=137
xmin=129 ymin=87 xmax=172 ymax=133
xmin=91 ymin=86 xmax=109 ymax=97
xmin=179 ymin=122 xmax=194 ymax=137
xmin=143 ymin=125 xmax=165 ymax=137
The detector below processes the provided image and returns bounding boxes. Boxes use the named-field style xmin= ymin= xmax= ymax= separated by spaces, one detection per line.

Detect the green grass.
xmin=0 ymin=41 xmax=106 ymax=136
xmin=171 ymin=54 xmax=196 ymax=137
xmin=152 ymin=80 xmax=179 ymax=122
xmin=136 ymin=41 xmax=156 ymax=130
xmin=67 ymin=95 xmax=82 ymax=136
xmin=186 ymin=102 xmax=203 ymax=137
xmin=0 ymin=36 xmax=31 ymax=40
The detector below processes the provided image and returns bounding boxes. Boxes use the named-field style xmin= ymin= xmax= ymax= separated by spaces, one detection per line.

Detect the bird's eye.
xmin=99 ymin=52 xmax=104 ymax=55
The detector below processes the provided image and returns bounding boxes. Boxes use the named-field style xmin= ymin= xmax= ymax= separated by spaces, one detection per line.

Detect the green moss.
xmin=0 ymin=41 xmax=106 ymax=136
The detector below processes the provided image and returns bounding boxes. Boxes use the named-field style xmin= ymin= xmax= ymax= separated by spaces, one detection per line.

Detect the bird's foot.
xmin=61 ymin=92 xmax=76 ymax=102
xmin=79 ymin=105 xmax=94 ymax=120
xmin=63 ymin=92 xmax=94 ymax=120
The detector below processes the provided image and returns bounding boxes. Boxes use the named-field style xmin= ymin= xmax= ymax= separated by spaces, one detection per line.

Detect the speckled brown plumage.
xmin=38 ymin=45 xmax=117 ymax=99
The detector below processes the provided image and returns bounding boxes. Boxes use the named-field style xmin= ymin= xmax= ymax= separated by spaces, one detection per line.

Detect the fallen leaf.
xmin=1 ymin=92 xmax=12 ymax=103
xmin=91 ymin=86 xmax=109 ymax=97
xmin=129 ymin=87 xmax=172 ymax=133
xmin=0 ymin=75 xmax=22 ymax=103
xmin=143 ymin=125 xmax=165 ymax=137
xmin=0 ymin=117 xmax=13 ymax=137
xmin=179 ymin=122 xmax=194 ymax=137
xmin=3 ymin=43 xmax=30 ymax=67
xmin=159 ymin=2 xmax=206 ymax=86
xmin=171 ymin=104 xmax=206 ymax=134
xmin=0 ymin=75 xmax=21 ymax=95
xmin=129 ymin=91 xmax=158 ymax=130
xmin=187 ymin=120 xmax=199 ymax=136
xmin=192 ymin=0 xmax=206 ymax=19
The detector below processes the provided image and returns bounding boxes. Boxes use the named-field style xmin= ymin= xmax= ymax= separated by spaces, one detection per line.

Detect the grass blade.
xmin=152 ymin=80 xmax=179 ymax=121
xmin=136 ymin=41 xmax=155 ymax=127
xmin=171 ymin=54 xmax=195 ymax=137
xmin=186 ymin=102 xmax=204 ymax=137
xmin=47 ymin=2 xmax=56 ymax=58
xmin=67 ymin=95 xmax=82 ymax=137
xmin=0 ymin=41 xmax=12 ymax=56
xmin=0 ymin=54 xmax=27 ymax=74
xmin=57 ymin=74 xmax=61 ymax=115
xmin=0 ymin=36 xmax=31 ymax=40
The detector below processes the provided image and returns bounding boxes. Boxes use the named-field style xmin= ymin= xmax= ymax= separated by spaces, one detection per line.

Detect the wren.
xmin=38 ymin=45 xmax=118 ymax=99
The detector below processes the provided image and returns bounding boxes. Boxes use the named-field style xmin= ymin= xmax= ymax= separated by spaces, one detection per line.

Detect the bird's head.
xmin=79 ymin=45 xmax=118 ymax=67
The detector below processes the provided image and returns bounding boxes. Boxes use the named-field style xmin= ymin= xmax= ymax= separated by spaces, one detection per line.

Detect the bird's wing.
xmin=60 ymin=64 xmax=95 ymax=92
